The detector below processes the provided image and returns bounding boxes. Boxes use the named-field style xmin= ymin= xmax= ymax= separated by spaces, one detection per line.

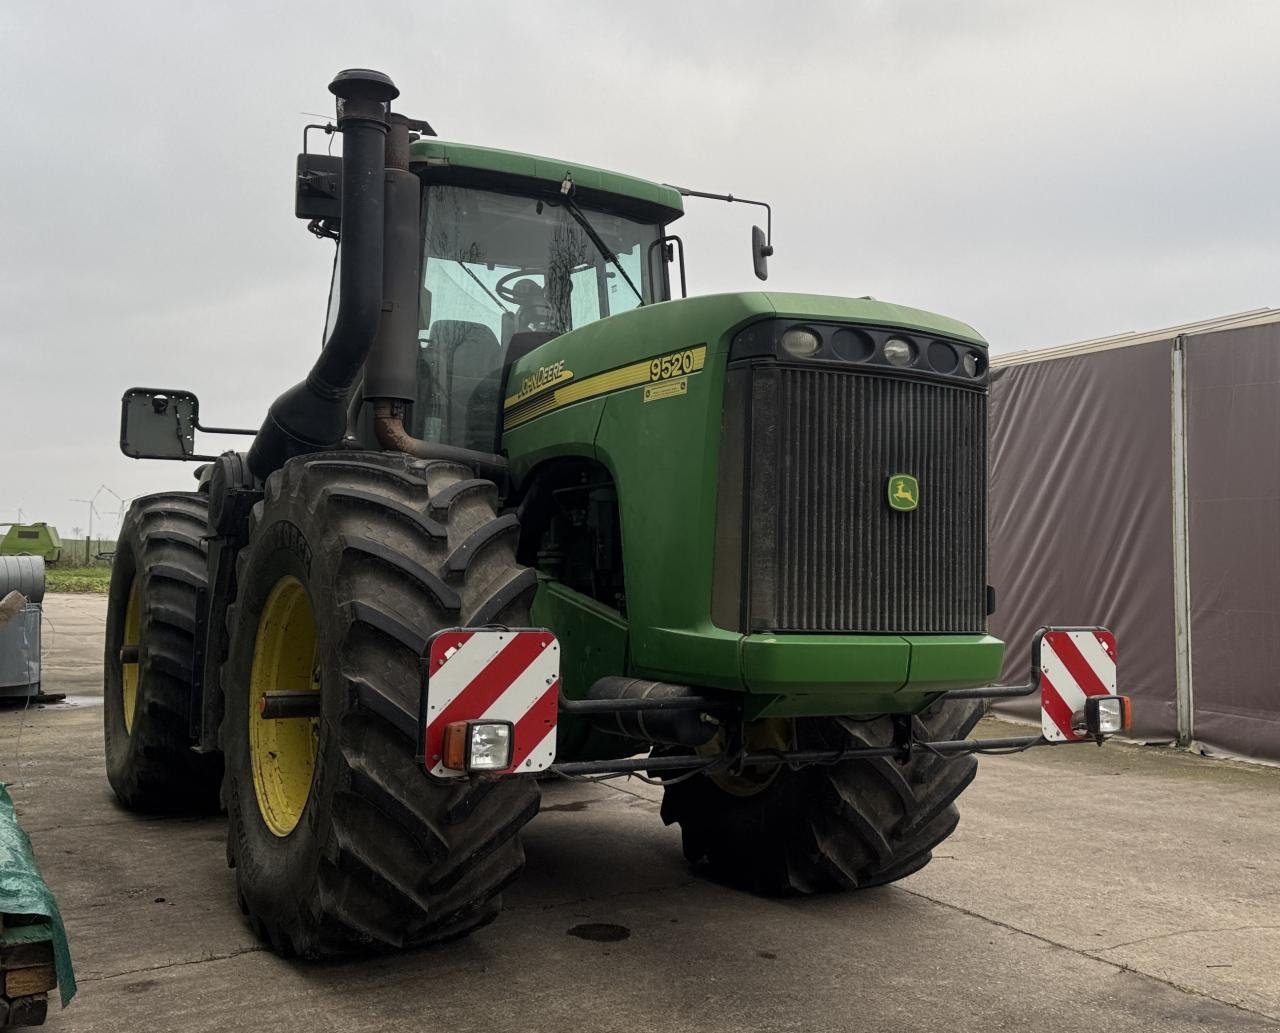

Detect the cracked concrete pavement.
xmin=1 ymin=594 xmax=1277 ymax=1031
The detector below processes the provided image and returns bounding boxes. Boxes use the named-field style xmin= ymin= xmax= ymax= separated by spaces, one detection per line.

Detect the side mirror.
xmin=752 ymin=225 xmax=773 ymax=281
xmin=296 ymin=153 xmax=342 ymax=221
xmin=119 ymin=388 xmax=201 ymax=460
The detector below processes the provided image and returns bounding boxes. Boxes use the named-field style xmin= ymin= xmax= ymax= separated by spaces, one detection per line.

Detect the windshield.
xmin=414 ymin=184 xmax=666 ymax=449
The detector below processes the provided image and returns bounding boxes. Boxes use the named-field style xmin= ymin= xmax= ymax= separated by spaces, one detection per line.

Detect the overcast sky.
xmin=2 ymin=0 xmax=1278 ymax=537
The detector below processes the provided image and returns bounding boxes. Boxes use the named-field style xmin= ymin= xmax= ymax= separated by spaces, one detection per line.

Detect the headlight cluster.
xmin=730 ymin=319 xmax=989 ymax=384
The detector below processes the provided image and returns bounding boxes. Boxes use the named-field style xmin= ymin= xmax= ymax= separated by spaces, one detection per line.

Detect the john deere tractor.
xmin=105 ymin=69 xmax=1129 ymax=957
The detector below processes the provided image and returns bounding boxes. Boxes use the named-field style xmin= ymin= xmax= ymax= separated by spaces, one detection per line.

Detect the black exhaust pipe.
xmin=362 ymin=113 xmax=421 ymax=405
xmin=247 ymin=68 xmax=398 ymax=480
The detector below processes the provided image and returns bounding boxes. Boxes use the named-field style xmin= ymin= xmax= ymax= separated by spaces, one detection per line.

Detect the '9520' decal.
xmin=504 ymin=345 xmax=707 ymax=430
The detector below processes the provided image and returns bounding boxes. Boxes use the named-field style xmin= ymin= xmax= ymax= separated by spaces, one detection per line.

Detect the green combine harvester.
xmin=106 ymin=69 xmax=1130 ymax=957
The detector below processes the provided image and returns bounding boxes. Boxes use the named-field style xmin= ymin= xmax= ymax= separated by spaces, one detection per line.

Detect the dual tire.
xmin=104 ymin=454 xmax=540 ymax=956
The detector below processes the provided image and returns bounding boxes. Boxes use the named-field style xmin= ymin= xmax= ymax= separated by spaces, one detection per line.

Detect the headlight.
xmin=780 ymin=327 xmax=821 ymax=359
xmin=1072 ymin=695 xmax=1133 ymax=739
xmin=883 ymin=337 xmax=914 ymax=367
xmin=442 ymin=719 xmax=514 ymax=772
xmin=962 ymin=351 xmax=985 ymax=377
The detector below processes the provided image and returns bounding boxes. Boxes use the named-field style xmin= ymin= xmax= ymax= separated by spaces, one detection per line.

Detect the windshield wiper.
xmin=456 ymin=260 xmax=510 ymax=314
xmin=556 ymin=188 xmax=645 ymax=307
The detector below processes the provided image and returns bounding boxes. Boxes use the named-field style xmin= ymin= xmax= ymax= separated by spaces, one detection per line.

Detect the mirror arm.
xmin=193 ymin=420 xmax=256 ymax=436
xmin=666 ymin=185 xmax=773 ymax=254
xmin=302 ymin=122 xmax=337 ymax=154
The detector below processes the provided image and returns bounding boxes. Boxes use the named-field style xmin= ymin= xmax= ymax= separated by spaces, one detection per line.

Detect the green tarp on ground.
xmin=0 ymin=782 xmax=75 ymax=1008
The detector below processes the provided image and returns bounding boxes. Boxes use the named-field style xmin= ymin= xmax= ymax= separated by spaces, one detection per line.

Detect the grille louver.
xmin=744 ymin=365 xmax=986 ymax=634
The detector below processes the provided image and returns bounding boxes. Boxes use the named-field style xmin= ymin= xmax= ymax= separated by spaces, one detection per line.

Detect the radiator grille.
xmin=745 ymin=365 xmax=987 ymax=634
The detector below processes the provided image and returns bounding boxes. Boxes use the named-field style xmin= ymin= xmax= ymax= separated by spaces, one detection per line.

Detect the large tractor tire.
xmin=660 ymin=700 xmax=983 ymax=894
xmin=103 ymin=493 xmax=222 ymax=811
xmin=220 ymin=452 xmax=540 ymax=957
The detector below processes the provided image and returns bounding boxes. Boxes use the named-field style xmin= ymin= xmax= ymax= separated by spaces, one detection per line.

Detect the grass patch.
xmin=45 ymin=566 xmax=113 ymax=594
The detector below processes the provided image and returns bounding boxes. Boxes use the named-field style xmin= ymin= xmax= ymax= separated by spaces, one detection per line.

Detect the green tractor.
xmin=105 ymin=69 xmax=1129 ymax=957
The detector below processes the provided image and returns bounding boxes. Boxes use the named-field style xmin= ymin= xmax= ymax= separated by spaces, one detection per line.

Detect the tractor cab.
xmin=409 ymin=174 xmax=672 ymax=451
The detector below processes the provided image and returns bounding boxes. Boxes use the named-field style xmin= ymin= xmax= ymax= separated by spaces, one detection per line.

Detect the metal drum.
xmin=0 ymin=555 xmax=46 ymax=605
xmin=0 ymin=555 xmax=44 ymax=697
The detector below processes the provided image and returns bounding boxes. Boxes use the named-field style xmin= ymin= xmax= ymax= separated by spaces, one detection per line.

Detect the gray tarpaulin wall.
xmin=1185 ymin=323 xmax=1280 ymax=760
xmin=988 ymin=310 xmax=1280 ymax=763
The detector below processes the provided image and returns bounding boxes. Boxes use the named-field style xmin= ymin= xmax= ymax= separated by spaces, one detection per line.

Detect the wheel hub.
xmin=248 ymin=576 xmax=321 ymax=837
xmin=705 ymin=718 xmax=794 ymax=797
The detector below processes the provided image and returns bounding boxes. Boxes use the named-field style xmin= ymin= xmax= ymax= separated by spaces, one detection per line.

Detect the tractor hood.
xmin=501 ymin=289 xmax=998 ymax=717
xmin=502 ymin=292 xmax=987 ymax=439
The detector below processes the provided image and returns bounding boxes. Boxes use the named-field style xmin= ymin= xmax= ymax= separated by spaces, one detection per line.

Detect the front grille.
xmin=738 ymin=364 xmax=987 ymax=634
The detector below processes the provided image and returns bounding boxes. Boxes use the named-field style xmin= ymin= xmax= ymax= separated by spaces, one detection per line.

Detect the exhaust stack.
xmin=247 ymin=68 xmax=398 ymax=480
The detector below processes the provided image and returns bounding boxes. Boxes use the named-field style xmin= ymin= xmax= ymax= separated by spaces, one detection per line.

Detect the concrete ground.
xmin=1 ymin=594 xmax=1277 ymax=1032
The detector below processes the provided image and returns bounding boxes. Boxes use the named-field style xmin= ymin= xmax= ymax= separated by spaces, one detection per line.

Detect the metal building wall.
xmin=1185 ymin=324 xmax=1280 ymax=761
xmin=987 ymin=341 xmax=1179 ymax=740
xmin=987 ymin=312 xmax=1280 ymax=762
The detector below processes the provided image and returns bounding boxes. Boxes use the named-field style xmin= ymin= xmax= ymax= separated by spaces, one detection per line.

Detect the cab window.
xmin=414 ymin=185 xmax=665 ymax=450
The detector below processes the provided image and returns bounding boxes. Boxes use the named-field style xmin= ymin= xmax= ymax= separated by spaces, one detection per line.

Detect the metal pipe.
xmin=362 ymin=114 xmax=422 ymax=404
xmin=549 ymin=735 xmax=1049 ymax=777
xmin=260 ymin=691 xmax=322 ymax=720
xmin=942 ymin=683 xmax=1036 ymax=701
xmin=372 ymin=401 xmax=509 ymax=483
xmin=557 ymin=694 xmax=731 ymax=715
xmin=247 ymin=69 xmax=399 ymax=480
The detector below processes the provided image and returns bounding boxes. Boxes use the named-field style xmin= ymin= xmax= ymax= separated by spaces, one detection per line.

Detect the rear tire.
xmin=103 ymin=493 xmax=222 ymax=811
xmin=221 ymin=453 xmax=540 ymax=957
xmin=660 ymin=701 xmax=983 ymax=893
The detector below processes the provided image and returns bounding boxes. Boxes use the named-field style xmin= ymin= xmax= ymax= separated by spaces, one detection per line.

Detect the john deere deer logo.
xmin=888 ymin=474 xmax=919 ymax=512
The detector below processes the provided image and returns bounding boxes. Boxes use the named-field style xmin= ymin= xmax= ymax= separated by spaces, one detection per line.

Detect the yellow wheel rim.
xmin=706 ymin=718 xmax=793 ymax=797
xmin=121 ymin=578 xmax=142 ymax=733
xmin=248 ymin=576 xmax=321 ymax=838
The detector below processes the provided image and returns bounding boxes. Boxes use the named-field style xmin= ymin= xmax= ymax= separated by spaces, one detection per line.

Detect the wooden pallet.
xmin=0 ymin=916 xmax=56 ymax=1029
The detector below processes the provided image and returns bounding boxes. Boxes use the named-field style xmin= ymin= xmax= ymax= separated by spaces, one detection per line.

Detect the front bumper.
xmin=550 ymin=626 xmax=1130 ymax=778
xmin=739 ymin=632 xmax=1004 ymax=719
xmin=402 ymin=625 xmax=1128 ymax=779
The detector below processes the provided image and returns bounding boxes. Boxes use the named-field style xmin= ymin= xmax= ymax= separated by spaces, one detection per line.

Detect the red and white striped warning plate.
xmin=1038 ymin=628 xmax=1118 ymax=742
xmin=421 ymin=628 xmax=560 ymax=778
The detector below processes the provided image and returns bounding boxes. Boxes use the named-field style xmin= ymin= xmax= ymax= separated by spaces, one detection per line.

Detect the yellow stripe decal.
xmin=504 ymin=364 xmax=575 ymax=410
xmin=505 ymin=345 xmax=707 ymax=431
